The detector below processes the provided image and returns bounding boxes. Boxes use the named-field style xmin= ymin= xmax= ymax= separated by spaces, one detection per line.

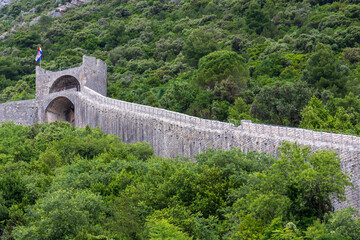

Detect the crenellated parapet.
xmin=35 ymin=55 xmax=107 ymax=100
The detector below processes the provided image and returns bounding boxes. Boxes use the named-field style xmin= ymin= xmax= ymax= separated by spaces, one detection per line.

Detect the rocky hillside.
xmin=0 ymin=0 xmax=16 ymax=8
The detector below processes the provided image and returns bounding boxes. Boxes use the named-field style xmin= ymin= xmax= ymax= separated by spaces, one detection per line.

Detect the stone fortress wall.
xmin=0 ymin=99 xmax=37 ymax=125
xmin=0 ymin=56 xmax=359 ymax=211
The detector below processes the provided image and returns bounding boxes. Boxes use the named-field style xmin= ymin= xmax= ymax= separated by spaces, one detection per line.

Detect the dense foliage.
xmin=1 ymin=1 xmax=360 ymax=239
xmin=0 ymin=122 xmax=356 ymax=239
xmin=0 ymin=0 xmax=360 ymax=134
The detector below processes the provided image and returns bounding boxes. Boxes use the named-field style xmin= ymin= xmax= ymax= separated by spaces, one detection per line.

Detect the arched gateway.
xmin=45 ymin=97 xmax=75 ymax=124
xmin=49 ymin=75 xmax=80 ymax=93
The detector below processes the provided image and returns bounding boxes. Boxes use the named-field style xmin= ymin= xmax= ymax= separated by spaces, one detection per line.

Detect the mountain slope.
xmin=0 ymin=0 xmax=360 ymax=134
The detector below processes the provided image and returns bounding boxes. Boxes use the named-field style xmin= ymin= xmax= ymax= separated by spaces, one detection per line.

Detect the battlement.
xmin=35 ymin=55 xmax=107 ymax=99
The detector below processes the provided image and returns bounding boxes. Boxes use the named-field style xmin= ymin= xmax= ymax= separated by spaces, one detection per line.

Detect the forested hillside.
xmin=0 ymin=122 xmax=358 ymax=239
xmin=1 ymin=1 xmax=360 ymax=239
xmin=0 ymin=0 xmax=360 ymax=134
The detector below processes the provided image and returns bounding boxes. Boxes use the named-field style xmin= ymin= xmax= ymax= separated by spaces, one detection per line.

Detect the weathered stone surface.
xmin=0 ymin=0 xmax=16 ymax=8
xmin=0 ymin=55 xmax=359 ymax=211
xmin=36 ymin=55 xmax=106 ymax=99
xmin=0 ymin=99 xmax=37 ymax=125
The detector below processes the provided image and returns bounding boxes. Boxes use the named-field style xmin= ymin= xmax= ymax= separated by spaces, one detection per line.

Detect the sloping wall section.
xmin=0 ymin=56 xmax=359 ymax=211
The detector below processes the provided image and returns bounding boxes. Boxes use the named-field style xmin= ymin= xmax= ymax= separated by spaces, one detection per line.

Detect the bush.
xmin=344 ymin=48 xmax=360 ymax=63
xmin=250 ymin=81 xmax=313 ymax=126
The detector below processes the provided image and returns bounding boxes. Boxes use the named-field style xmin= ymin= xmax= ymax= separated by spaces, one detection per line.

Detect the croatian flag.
xmin=35 ymin=45 xmax=43 ymax=62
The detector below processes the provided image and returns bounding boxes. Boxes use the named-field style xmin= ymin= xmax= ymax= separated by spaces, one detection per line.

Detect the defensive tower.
xmin=35 ymin=55 xmax=106 ymax=124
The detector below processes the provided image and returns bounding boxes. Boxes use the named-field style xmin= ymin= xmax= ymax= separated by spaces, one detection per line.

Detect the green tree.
xmin=325 ymin=207 xmax=360 ymax=240
xmin=211 ymin=100 xmax=229 ymax=121
xmin=183 ymin=29 xmax=218 ymax=67
xmin=250 ymin=81 xmax=313 ymax=126
xmin=0 ymin=172 xmax=26 ymax=208
xmin=305 ymin=207 xmax=360 ymax=240
xmin=268 ymin=222 xmax=304 ymax=240
xmin=186 ymin=90 xmax=214 ymax=119
xmin=197 ymin=51 xmax=248 ymax=89
xmin=299 ymin=96 xmax=331 ymax=130
xmin=0 ymin=57 xmax=21 ymax=80
xmin=301 ymin=44 xmax=347 ymax=95
xmin=253 ymin=53 xmax=291 ymax=78
xmin=228 ymin=97 xmax=253 ymax=121
xmin=7 ymin=2 xmax=21 ymax=17
xmin=12 ymin=31 xmax=41 ymax=49
xmin=160 ymin=81 xmax=197 ymax=113
xmin=299 ymin=96 xmax=354 ymax=133
xmin=232 ymin=142 xmax=351 ymax=233
xmin=146 ymin=219 xmax=192 ymax=240
xmin=245 ymin=1 xmax=270 ymax=34
xmin=13 ymin=189 xmax=106 ymax=240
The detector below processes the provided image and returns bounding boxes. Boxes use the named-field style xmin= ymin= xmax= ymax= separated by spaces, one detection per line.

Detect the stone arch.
xmin=49 ymin=75 xmax=80 ymax=93
xmin=45 ymin=97 xmax=75 ymax=124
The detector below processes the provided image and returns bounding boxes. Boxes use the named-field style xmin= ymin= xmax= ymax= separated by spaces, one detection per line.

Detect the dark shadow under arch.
xmin=45 ymin=97 xmax=75 ymax=124
xmin=49 ymin=75 xmax=80 ymax=93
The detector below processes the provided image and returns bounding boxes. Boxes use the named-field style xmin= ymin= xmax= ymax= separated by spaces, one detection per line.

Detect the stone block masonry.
xmin=0 ymin=56 xmax=359 ymax=211
xmin=0 ymin=99 xmax=38 ymax=125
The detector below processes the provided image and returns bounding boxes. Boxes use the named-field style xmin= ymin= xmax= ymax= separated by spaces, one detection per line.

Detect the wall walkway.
xmin=1 ymin=86 xmax=360 ymax=211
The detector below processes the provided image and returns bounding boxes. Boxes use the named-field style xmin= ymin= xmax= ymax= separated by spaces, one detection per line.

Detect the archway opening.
xmin=49 ymin=75 xmax=80 ymax=93
xmin=45 ymin=97 xmax=75 ymax=124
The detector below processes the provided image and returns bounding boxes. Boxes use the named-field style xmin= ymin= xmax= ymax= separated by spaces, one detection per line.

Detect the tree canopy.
xmin=0 ymin=122 xmax=356 ymax=239
xmin=0 ymin=0 xmax=360 ymax=237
